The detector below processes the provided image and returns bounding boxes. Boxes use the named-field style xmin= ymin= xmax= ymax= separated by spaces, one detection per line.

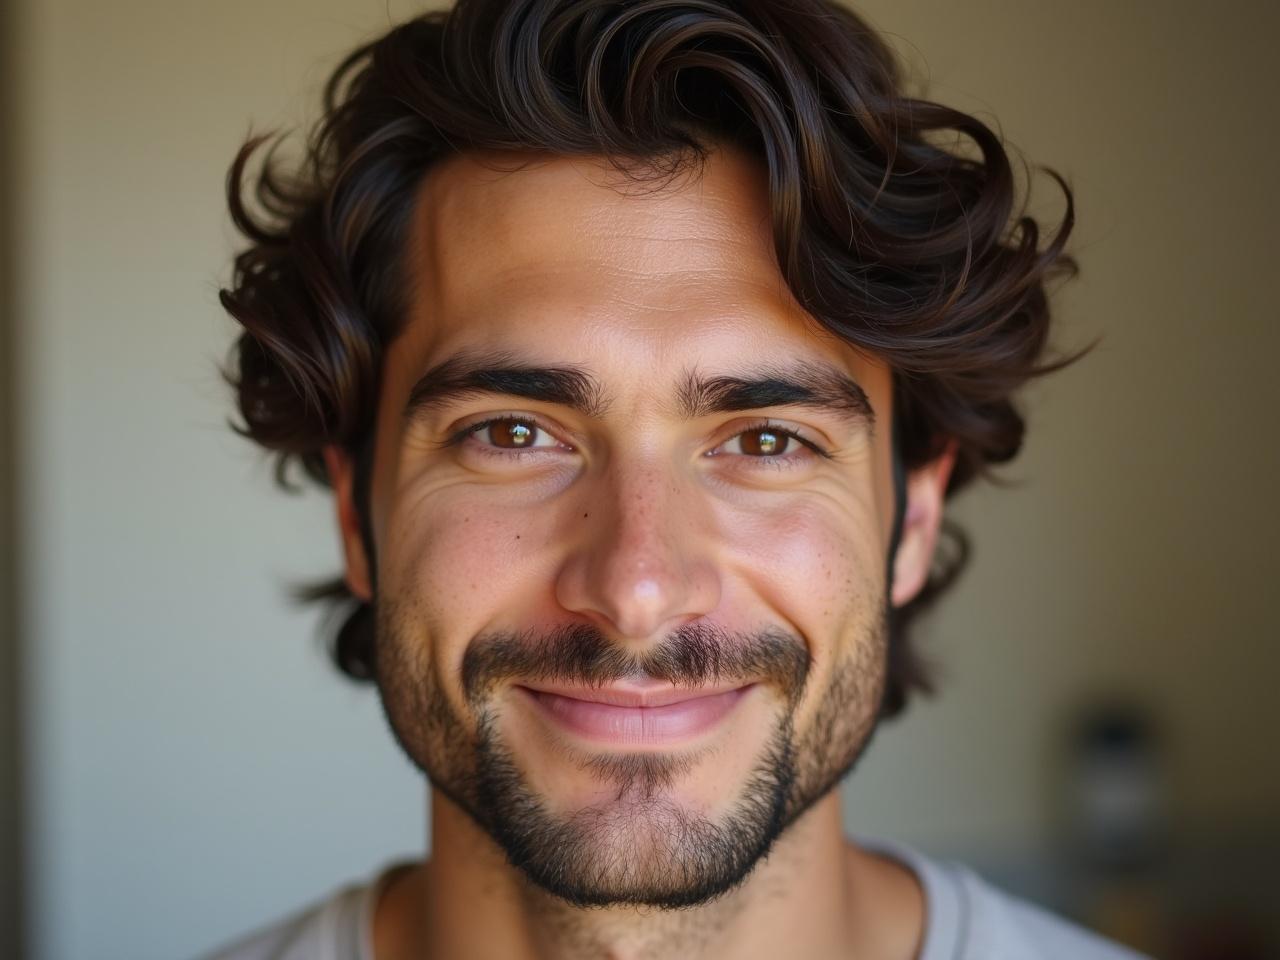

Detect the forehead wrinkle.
xmin=416 ymin=150 xmax=776 ymax=296
xmin=439 ymin=223 xmax=774 ymax=306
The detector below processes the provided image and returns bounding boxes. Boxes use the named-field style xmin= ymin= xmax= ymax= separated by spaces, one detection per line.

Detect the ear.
xmin=890 ymin=442 xmax=958 ymax=608
xmin=322 ymin=445 xmax=374 ymax=603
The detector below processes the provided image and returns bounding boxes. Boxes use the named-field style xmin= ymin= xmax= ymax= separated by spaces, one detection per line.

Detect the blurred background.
xmin=2 ymin=0 xmax=1278 ymax=957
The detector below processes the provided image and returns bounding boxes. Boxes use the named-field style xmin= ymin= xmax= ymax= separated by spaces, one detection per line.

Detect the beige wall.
xmin=10 ymin=1 xmax=1277 ymax=957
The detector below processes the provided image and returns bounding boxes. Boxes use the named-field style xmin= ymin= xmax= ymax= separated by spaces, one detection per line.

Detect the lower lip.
xmin=519 ymin=686 xmax=752 ymax=745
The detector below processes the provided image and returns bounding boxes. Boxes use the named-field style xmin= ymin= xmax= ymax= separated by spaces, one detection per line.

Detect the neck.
xmin=374 ymin=786 xmax=925 ymax=960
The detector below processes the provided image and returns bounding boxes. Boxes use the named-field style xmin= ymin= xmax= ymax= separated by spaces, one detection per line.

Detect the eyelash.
xmin=441 ymin=416 xmax=830 ymax=468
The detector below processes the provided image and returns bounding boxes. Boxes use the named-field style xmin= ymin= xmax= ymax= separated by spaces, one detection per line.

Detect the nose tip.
xmin=558 ymin=553 xmax=711 ymax=645
xmin=604 ymin=573 xmax=692 ymax=642
xmin=553 ymin=469 xmax=720 ymax=645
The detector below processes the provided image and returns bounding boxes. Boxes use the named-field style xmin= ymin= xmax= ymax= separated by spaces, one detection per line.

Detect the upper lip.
xmin=517 ymin=681 xmax=752 ymax=708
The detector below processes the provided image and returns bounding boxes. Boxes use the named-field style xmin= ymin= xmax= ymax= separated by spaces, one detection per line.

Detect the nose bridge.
xmin=555 ymin=446 xmax=719 ymax=643
xmin=608 ymin=454 xmax=677 ymax=556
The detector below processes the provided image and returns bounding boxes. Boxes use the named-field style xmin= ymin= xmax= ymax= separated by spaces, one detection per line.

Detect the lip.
xmin=516 ymin=682 xmax=754 ymax=745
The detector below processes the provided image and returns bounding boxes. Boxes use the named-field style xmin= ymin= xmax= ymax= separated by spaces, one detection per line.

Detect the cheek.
xmin=718 ymin=492 xmax=885 ymax=630
xmin=714 ymin=492 xmax=887 ymax=726
xmin=380 ymin=485 xmax=553 ymax=619
xmin=377 ymin=484 xmax=561 ymax=725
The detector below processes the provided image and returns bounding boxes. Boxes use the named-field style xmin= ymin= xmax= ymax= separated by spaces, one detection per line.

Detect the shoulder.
xmin=194 ymin=865 xmax=402 ymax=960
xmin=856 ymin=835 xmax=1152 ymax=960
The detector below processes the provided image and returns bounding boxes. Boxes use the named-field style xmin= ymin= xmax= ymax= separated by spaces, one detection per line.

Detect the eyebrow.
xmin=403 ymin=348 xmax=875 ymax=431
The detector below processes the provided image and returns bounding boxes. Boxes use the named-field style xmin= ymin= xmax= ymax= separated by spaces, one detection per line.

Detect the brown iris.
xmin=489 ymin=418 xmax=537 ymax=448
xmin=739 ymin=428 xmax=787 ymax=456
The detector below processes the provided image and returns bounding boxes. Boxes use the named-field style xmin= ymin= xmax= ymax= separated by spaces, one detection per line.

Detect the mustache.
xmin=460 ymin=621 xmax=810 ymax=708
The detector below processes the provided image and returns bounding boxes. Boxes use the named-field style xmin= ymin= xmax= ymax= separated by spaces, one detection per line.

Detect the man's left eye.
xmin=720 ymin=425 xmax=804 ymax=457
xmin=708 ymin=423 xmax=827 ymax=466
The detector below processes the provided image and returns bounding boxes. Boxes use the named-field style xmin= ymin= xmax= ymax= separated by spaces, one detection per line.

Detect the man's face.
xmin=328 ymin=145 xmax=943 ymax=908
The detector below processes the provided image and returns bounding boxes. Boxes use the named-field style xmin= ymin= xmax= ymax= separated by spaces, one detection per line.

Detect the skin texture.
xmin=324 ymin=144 xmax=956 ymax=959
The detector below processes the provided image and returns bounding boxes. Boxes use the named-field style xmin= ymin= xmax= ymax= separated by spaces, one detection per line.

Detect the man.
xmin=206 ymin=0 xmax=1147 ymax=957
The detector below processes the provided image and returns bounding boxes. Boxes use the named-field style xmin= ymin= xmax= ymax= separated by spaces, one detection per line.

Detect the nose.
xmin=553 ymin=455 xmax=721 ymax=648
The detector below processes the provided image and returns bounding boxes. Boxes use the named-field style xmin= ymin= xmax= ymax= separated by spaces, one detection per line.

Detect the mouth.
xmin=514 ymin=681 xmax=756 ymax=746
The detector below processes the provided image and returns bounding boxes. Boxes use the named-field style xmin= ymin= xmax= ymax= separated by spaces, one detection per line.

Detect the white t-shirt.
xmin=198 ymin=837 xmax=1152 ymax=960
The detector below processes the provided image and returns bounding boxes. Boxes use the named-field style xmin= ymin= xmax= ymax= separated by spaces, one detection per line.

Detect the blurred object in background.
xmin=1064 ymin=698 xmax=1169 ymax=955
xmin=1058 ymin=697 xmax=1277 ymax=960
xmin=1069 ymin=699 xmax=1168 ymax=873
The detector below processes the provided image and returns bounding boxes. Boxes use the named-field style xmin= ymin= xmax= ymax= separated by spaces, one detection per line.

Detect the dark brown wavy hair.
xmin=219 ymin=0 xmax=1077 ymax=719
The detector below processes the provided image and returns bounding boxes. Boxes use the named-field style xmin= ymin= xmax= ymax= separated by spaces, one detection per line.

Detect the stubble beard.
xmin=372 ymin=596 xmax=888 ymax=910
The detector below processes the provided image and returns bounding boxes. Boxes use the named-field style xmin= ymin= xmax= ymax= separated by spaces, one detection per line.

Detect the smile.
xmin=515 ymin=682 xmax=755 ymax=746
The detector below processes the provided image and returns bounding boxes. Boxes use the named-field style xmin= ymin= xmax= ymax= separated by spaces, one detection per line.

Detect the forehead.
xmin=401 ymin=145 xmax=876 ymax=384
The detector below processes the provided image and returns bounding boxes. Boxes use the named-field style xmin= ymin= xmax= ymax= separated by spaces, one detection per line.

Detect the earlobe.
xmin=890 ymin=443 xmax=958 ymax=608
xmin=322 ymin=445 xmax=374 ymax=603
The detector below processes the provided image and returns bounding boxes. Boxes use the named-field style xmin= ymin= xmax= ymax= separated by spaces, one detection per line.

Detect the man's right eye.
xmin=442 ymin=416 xmax=574 ymax=457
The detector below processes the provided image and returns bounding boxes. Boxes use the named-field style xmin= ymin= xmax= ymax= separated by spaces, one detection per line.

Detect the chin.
xmin=462 ymin=709 xmax=798 ymax=909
